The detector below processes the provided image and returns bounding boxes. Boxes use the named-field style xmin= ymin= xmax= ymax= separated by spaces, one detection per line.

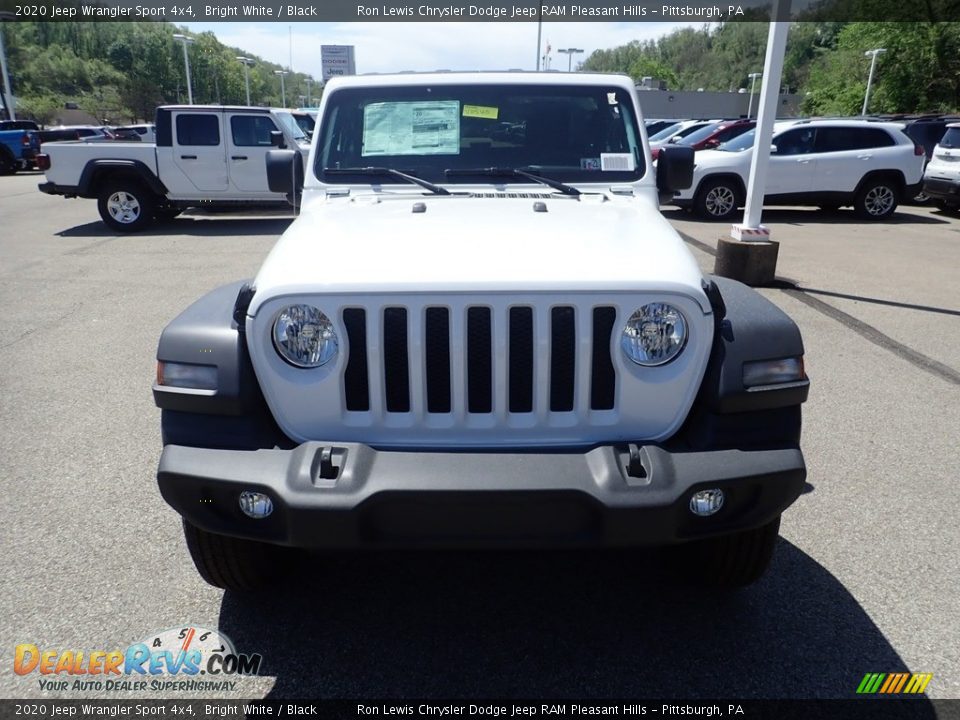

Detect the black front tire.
xmin=97 ymin=181 xmax=157 ymax=232
xmin=668 ymin=515 xmax=782 ymax=588
xmin=694 ymin=178 xmax=742 ymax=221
xmin=854 ymin=178 xmax=899 ymax=220
xmin=182 ymin=520 xmax=293 ymax=592
xmin=0 ymin=149 xmax=18 ymax=175
xmin=935 ymin=200 xmax=960 ymax=216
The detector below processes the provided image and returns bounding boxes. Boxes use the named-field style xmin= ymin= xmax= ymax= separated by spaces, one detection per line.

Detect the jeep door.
xmin=226 ymin=111 xmax=284 ymax=198
xmin=811 ymin=126 xmax=896 ymax=192
xmin=158 ymin=111 xmax=229 ymax=196
xmin=766 ymin=127 xmax=817 ymax=197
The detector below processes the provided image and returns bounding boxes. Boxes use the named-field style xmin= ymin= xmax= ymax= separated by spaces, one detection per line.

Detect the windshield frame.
xmin=274 ymin=111 xmax=308 ymax=143
xmin=313 ymin=82 xmax=646 ymax=187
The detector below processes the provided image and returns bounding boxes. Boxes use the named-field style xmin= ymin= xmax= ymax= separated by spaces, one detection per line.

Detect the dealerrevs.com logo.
xmin=14 ymin=625 xmax=262 ymax=692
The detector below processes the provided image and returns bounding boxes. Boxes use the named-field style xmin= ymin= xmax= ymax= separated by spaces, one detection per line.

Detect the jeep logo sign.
xmin=321 ymin=45 xmax=356 ymax=82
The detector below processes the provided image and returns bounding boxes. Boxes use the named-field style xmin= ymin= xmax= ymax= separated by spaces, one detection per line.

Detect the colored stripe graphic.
xmin=880 ymin=673 xmax=909 ymax=693
xmin=904 ymin=674 xmax=934 ymax=694
xmin=891 ymin=673 xmax=910 ymax=693
xmin=857 ymin=673 xmax=885 ymax=694
xmin=857 ymin=673 xmax=933 ymax=694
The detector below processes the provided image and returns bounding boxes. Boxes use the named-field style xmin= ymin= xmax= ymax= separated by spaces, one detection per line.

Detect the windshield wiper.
xmin=323 ymin=166 xmax=451 ymax=195
xmin=444 ymin=167 xmax=581 ymax=196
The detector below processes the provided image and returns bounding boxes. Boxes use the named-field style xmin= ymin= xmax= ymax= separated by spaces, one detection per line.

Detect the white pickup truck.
xmin=37 ymin=105 xmax=310 ymax=231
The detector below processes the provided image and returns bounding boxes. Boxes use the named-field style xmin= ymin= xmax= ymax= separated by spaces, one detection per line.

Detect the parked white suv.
xmin=671 ymin=120 xmax=926 ymax=220
xmin=922 ymin=123 xmax=960 ymax=213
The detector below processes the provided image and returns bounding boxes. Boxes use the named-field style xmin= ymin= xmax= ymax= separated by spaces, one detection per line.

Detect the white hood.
xmin=249 ymin=190 xmax=708 ymax=315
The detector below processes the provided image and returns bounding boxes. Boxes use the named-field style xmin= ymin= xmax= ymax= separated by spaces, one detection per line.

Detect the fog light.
xmin=689 ymin=489 xmax=724 ymax=516
xmin=239 ymin=491 xmax=273 ymax=519
xmin=156 ymin=361 xmax=217 ymax=391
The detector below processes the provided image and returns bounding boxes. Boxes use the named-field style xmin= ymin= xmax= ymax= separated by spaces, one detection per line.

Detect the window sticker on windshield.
xmin=580 ymin=158 xmax=601 ymax=170
xmin=600 ymin=153 xmax=635 ymax=171
xmin=362 ymin=101 xmax=460 ymax=156
xmin=463 ymin=105 xmax=499 ymax=120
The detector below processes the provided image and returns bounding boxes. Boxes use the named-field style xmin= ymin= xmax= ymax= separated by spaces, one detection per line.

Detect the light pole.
xmin=0 ymin=10 xmax=16 ymax=121
xmin=746 ymin=72 xmax=762 ymax=119
xmin=305 ymin=77 xmax=313 ymax=106
xmin=274 ymin=70 xmax=288 ymax=107
xmin=862 ymin=48 xmax=886 ymax=116
xmin=557 ymin=48 xmax=584 ymax=73
xmin=535 ymin=20 xmax=542 ymax=71
xmin=236 ymin=56 xmax=254 ymax=105
xmin=172 ymin=34 xmax=195 ymax=104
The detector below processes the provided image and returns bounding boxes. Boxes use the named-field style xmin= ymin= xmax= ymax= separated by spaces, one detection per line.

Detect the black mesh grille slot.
xmin=382 ymin=307 xmax=410 ymax=413
xmin=425 ymin=307 xmax=451 ymax=413
xmin=508 ymin=307 xmax=534 ymax=413
xmin=467 ymin=307 xmax=492 ymax=413
xmin=342 ymin=308 xmax=369 ymax=412
xmin=590 ymin=307 xmax=617 ymax=410
xmin=550 ymin=306 xmax=576 ymax=412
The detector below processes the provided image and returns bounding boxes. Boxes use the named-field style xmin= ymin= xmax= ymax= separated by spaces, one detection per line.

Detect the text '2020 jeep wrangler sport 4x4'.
xmin=153 ymin=73 xmax=809 ymax=592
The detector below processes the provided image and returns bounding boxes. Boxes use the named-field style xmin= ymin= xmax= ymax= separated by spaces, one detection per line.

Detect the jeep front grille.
xmin=341 ymin=303 xmax=618 ymax=419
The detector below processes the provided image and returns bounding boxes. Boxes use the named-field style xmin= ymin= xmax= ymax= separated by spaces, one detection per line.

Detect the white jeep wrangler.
xmin=153 ymin=73 xmax=809 ymax=591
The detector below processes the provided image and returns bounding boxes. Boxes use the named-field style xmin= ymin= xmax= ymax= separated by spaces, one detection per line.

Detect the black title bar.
xmin=0 ymin=699 xmax=952 ymax=719
xmin=0 ymin=0 xmax=958 ymax=22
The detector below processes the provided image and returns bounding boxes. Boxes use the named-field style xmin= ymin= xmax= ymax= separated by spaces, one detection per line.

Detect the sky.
xmin=179 ymin=22 xmax=700 ymax=78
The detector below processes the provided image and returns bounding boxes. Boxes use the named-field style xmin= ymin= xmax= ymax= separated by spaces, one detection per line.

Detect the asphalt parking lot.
xmin=1 ymin=170 xmax=958 ymax=702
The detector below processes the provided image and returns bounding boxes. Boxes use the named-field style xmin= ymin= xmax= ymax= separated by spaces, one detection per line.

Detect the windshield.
xmin=717 ymin=128 xmax=756 ymax=152
xmin=274 ymin=111 xmax=308 ymax=143
xmin=675 ymin=122 xmax=726 ymax=146
xmin=292 ymin=112 xmax=316 ymax=137
xmin=315 ymin=83 xmax=645 ymax=185
xmin=648 ymin=122 xmax=684 ymax=142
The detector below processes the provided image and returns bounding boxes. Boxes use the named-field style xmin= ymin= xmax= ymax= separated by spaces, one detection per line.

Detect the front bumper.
xmin=158 ymin=442 xmax=805 ymax=548
xmin=38 ymin=181 xmax=80 ymax=197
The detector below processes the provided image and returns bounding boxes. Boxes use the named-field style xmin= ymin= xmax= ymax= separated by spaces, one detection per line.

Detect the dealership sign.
xmin=322 ymin=45 xmax=357 ymax=81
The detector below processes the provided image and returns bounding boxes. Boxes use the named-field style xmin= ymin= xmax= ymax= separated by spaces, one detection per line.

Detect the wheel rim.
xmin=864 ymin=185 xmax=895 ymax=216
xmin=913 ymin=191 xmax=930 ymax=203
xmin=107 ymin=191 xmax=141 ymax=224
xmin=705 ymin=186 xmax=736 ymax=217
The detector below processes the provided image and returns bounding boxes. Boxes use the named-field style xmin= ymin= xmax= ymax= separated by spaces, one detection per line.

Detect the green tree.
xmin=803 ymin=22 xmax=960 ymax=114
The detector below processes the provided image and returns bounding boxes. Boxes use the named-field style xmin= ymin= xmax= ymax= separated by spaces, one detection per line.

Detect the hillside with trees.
xmin=3 ymin=20 xmax=958 ymax=122
xmin=2 ymin=21 xmax=317 ymax=124
xmin=581 ymin=21 xmax=960 ymax=115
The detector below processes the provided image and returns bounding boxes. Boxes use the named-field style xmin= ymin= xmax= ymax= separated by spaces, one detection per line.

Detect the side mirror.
xmin=270 ymin=130 xmax=286 ymax=148
xmin=668 ymin=136 xmax=680 ymax=144
xmin=770 ymin=144 xmax=778 ymax=154
xmin=266 ymin=149 xmax=304 ymax=204
xmin=704 ymin=138 xmax=720 ymax=149
xmin=656 ymin=145 xmax=695 ymax=201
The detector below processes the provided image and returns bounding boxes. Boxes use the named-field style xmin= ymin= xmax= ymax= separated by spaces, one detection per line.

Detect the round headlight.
xmin=621 ymin=303 xmax=687 ymax=366
xmin=273 ymin=304 xmax=338 ymax=368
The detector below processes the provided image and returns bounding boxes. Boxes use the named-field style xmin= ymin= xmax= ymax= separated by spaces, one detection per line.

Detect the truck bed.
xmin=41 ymin=142 xmax=158 ymax=188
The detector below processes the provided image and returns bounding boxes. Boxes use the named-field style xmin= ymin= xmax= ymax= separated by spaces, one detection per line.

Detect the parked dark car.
xmin=0 ymin=120 xmax=40 ymax=132
xmin=645 ymin=119 xmax=682 ymax=136
xmin=652 ymin=118 xmax=755 ymax=160
xmin=38 ymin=128 xmax=83 ymax=144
